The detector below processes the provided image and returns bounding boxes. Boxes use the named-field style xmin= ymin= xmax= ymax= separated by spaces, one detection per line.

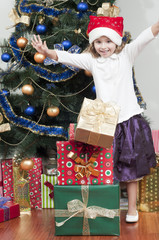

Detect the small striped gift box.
xmin=41 ymin=174 xmax=57 ymax=208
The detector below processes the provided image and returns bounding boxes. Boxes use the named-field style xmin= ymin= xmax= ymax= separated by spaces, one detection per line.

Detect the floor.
xmin=0 ymin=209 xmax=159 ymax=240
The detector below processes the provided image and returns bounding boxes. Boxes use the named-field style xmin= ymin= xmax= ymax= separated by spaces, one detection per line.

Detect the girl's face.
xmin=93 ymin=36 xmax=116 ymax=58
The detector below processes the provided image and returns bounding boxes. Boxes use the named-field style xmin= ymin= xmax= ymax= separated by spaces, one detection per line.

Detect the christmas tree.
xmin=0 ymin=0 xmax=145 ymax=160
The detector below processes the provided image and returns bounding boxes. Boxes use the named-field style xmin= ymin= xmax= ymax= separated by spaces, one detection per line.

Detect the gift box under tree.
xmin=54 ymin=184 xmax=120 ymax=236
xmin=0 ymin=162 xmax=3 ymax=196
xmin=2 ymin=158 xmax=42 ymax=209
xmin=41 ymin=174 xmax=57 ymax=208
xmin=0 ymin=196 xmax=20 ymax=223
xmin=138 ymin=153 xmax=159 ymax=212
xmin=56 ymin=141 xmax=113 ymax=185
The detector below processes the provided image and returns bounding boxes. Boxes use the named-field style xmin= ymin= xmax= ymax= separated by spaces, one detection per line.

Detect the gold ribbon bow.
xmin=79 ymin=99 xmax=119 ymax=133
xmin=97 ymin=3 xmax=120 ymax=17
xmin=0 ymin=112 xmax=11 ymax=133
xmin=55 ymin=185 xmax=119 ymax=235
xmin=7 ymin=8 xmax=30 ymax=29
xmin=67 ymin=151 xmax=100 ymax=180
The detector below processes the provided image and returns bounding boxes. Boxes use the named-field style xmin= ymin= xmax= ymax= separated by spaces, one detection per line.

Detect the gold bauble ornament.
xmin=47 ymin=106 xmax=60 ymax=117
xmin=52 ymin=17 xmax=59 ymax=26
xmin=22 ymin=84 xmax=34 ymax=95
xmin=17 ymin=37 xmax=28 ymax=48
xmin=20 ymin=158 xmax=34 ymax=170
xmin=84 ymin=70 xmax=92 ymax=77
xmin=34 ymin=52 xmax=46 ymax=63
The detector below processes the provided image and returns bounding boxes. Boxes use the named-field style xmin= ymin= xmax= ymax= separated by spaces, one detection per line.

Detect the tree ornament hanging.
xmin=92 ymin=85 xmax=96 ymax=93
xmin=1 ymin=52 xmax=12 ymax=62
xmin=84 ymin=70 xmax=92 ymax=77
xmin=34 ymin=52 xmax=46 ymax=63
xmin=20 ymin=158 xmax=34 ymax=170
xmin=22 ymin=84 xmax=34 ymax=95
xmin=17 ymin=37 xmax=28 ymax=48
xmin=52 ymin=17 xmax=59 ymax=26
xmin=24 ymin=105 xmax=35 ymax=116
xmin=36 ymin=24 xmax=47 ymax=34
xmin=47 ymin=106 xmax=60 ymax=117
xmin=77 ymin=1 xmax=88 ymax=12
xmin=62 ymin=40 xmax=72 ymax=50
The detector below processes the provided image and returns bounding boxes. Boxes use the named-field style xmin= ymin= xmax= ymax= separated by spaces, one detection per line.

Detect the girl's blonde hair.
xmin=84 ymin=40 xmax=126 ymax=58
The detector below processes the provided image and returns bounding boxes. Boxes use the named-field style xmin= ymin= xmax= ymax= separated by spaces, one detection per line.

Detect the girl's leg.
xmin=126 ymin=181 xmax=138 ymax=215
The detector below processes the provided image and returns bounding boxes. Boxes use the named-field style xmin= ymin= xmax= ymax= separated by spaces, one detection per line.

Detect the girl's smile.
xmin=94 ymin=36 xmax=116 ymax=58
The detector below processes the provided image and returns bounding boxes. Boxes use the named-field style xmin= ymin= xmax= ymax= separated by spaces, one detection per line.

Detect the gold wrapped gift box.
xmin=138 ymin=154 xmax=159 ymax=212
xmin=75 ymin=98 xmax=120 ymax=149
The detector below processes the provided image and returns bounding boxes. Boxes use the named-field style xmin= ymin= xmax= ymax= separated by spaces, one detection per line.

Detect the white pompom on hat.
xmin=87 ymin=16 xmax=124 ymax=46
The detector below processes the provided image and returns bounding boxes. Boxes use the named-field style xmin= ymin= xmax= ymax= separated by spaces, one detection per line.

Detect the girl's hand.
xmin=151 ymin=20 xmax=159 ymax=37
xmin=31 ymin=35 xmax=48 ymax=55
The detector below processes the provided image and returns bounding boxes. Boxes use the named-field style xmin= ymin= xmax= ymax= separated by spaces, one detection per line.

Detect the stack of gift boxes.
xmin=0 ymin=155 xmax=58 ymax=222
xmin=54 ymin=98 xmax=120 ymax=236
xmin=0 ymin=98 xmax=120 ymax=236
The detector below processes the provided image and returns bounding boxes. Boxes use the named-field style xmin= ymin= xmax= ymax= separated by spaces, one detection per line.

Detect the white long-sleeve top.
xmin=56 ymin=27 xmax=155 ymax=123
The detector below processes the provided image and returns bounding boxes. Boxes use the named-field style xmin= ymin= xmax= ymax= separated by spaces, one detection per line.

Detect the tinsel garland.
xmin=18 ymin=0 xmax=94 ymax=18
xmin=18 ymin=0 xmax=68 ymax=16
xmin=9 ymin=36 xmax=80 ymax=82
xmin=0 ymin=91 xmax=68 ymax=139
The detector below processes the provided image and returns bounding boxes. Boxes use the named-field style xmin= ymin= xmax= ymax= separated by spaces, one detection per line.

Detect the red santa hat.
xmin=87 ymin=16 xmax=124 ymax=46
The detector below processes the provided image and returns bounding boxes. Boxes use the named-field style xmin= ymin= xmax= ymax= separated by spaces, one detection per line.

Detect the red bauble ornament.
xmin=17 ymin=37 xmax=28 ymax=48
xmin=34 ymin=52 xmax=46 ymax=63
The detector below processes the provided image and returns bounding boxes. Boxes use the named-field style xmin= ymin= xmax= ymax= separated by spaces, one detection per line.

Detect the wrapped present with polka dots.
xmin=0 ymin=162 xmax=4 ymax=196
xmin=56 ymin=141 xmax=113 ymax=185
xmin=28 ymin=158 xmax=42 ymax=209
xmin=68 ymin=123 xmax=77 ymax=141
xmin=1 ymin=158 xmax=42 ymax=209
xmin=1 ymin=159 xmax=14 ymax=199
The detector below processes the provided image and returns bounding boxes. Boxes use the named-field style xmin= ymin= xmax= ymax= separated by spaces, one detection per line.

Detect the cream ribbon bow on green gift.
xmin=55 ymin=185 xmax=119 ymax=236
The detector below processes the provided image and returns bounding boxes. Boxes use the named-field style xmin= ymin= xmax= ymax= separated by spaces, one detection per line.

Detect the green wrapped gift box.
xmin=54 ymin=184 xmax=120 ymax=236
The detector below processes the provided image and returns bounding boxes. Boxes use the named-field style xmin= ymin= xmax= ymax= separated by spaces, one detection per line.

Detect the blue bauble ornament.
xmin=24 ymin=106 xmax=35 ymax=116
xmin=36 ymin=24 xmax=47 ymax=34
xmin=1 ymin=53 xmax=12 ymax=62
xmin=62 ymin=40 xmax=72 ymax=50
xmin=77 ymin=2 xmax=88 ymax=12
xmin=92 ymin=85 xmax=96 ymax=93
xmin=2 ymin=89 xmax=10 ymax=97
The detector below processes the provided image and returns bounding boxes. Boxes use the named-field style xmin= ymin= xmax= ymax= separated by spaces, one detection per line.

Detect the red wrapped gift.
xmin=68 ymin=123 xmax=77 ymax=141
xmin=56 ymin=141 xmax=113 ymax=185
xmin=2 ymin=159 xmax=14 ymax=199
xmin=0 ymin=162 xmax=4 ymax=196
xmin=2 ymin=158 xmax=42 ymax=208
xmin=28 ymin=158 xmax=42 ymax=209
xmin=0 ymin=197 xmax=20 ymax=223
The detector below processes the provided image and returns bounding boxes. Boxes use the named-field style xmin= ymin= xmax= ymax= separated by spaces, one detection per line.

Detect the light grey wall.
xmin=0 ymin=0 xmax=159 ymax=129
xmin=118 ymin=0 xmax=159 ymax=130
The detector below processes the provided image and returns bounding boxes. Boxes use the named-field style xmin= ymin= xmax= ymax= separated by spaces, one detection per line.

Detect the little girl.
xmin=32 ymin=15 xmax=158 ymax=222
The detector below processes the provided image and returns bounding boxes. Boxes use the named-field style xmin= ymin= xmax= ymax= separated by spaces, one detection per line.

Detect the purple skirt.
xmin=113 ymin=114 xmax=156 ymax=182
